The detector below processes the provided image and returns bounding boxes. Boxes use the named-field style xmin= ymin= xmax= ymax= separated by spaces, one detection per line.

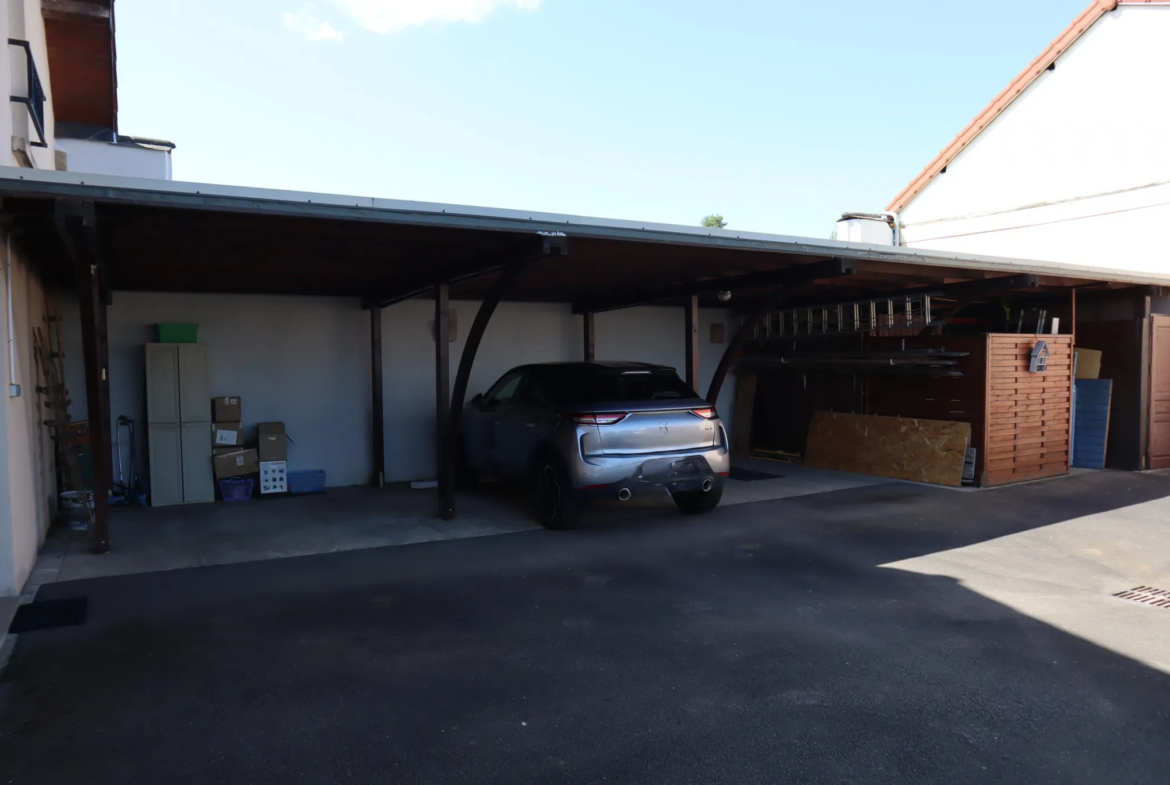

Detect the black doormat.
xmin=9 ymin=598 xmax=88 ymax=634
xmin=729 ymin=467 xmax=785 ymax=482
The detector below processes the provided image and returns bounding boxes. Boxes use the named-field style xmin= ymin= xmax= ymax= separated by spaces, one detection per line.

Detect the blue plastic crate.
xmin=288 ymin=469 xmax=326 ymax=495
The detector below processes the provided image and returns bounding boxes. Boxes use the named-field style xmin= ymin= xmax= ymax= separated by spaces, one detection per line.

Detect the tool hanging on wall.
xmin=111 ymin=415 xmax=145 ymax=507
xmin=34 ymin=326 xmax=96 ymax=538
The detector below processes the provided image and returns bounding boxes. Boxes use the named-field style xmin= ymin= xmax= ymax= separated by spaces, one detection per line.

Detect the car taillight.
xmin=689 ymin=408 xmax=718 ymax=420
xmin=570 ymin=413 xmax=628 ymax=426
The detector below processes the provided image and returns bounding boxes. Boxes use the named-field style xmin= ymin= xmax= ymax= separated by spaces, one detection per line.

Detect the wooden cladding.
xmin=984 ymin=334 xmax=1072 ymax=486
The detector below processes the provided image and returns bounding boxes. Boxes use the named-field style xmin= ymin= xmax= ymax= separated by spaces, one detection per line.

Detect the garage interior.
xmin=2 ymin=171 xmax=1164 ymax=575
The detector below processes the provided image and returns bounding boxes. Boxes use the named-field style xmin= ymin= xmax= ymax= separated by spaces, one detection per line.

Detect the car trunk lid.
xmin=595 ymin=407 xmax=716 ymax=455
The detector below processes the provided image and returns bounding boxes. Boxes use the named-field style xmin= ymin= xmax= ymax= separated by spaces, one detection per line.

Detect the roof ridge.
xmin=886 ymin=0 xmax=1158 ymax=214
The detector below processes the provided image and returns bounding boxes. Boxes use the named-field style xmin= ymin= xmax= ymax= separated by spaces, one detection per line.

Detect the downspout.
xmin=878 ymin=211 xmax=901 ymax=247
xmin=6 ymin=232 xmax=20 ymax=398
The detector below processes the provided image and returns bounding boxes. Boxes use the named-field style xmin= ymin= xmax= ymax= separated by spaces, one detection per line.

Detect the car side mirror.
xmin=471 ymin=393 xmax=484 ymax=406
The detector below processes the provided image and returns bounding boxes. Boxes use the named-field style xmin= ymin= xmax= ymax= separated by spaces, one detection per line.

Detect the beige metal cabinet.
xmin=145 ymin=344 xmax=180 ymax=423
xmin=180 ymin=422 xmax=215 ymax=503
xmin=146 ymin=344 xmax=214 ymax=506
xmin=147 ymin=423 xmax=184 ymax=507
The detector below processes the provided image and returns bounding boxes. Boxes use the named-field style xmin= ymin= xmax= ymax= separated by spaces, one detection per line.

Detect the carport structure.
xmin=0 ymin=168 xmax=1146 ymax=553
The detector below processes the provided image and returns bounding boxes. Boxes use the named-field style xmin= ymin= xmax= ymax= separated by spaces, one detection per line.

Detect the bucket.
xmin=59 ymin=490 xmax=94 ymax=531
xmin=218 ymin=477 xmax=254 ymax=502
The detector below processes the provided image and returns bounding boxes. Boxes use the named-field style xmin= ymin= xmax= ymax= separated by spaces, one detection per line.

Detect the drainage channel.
xmin=1113 ymin=586 xmax=1170 ymax=608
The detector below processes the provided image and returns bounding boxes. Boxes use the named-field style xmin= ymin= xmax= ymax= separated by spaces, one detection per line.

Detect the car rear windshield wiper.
xmin=651 ymin=391 xmax=683 ymax=399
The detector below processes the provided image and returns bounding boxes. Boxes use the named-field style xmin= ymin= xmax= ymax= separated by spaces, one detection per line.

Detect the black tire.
xmin=456 ymin=440 xmax=480 ymax=491
xmin=533 ymin=455 xmax=580 ymax=530
xmin=672 ymin=483 xmax=723 ymax=514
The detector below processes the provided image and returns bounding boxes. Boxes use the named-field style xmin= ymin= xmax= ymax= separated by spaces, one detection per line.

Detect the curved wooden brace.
xmin=706 ymin=312 xmax=765 ymax=407
xmin=438 ymin=237 xmax=567 ymax=519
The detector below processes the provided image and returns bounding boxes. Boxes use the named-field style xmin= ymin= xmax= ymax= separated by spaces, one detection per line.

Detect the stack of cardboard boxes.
xmin=211 ymin=397 xmax=256 ymax=480
xmin=211 ymin=396 xmax=289 ymax=496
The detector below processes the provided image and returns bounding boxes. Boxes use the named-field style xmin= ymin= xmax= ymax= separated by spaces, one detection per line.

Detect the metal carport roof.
xmin=2 ymin=167 xmax=1167 ymax=315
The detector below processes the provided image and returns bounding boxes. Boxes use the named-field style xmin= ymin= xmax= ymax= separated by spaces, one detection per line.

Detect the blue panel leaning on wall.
xmin=1072 ymin=379 xmax=1112 ymax=470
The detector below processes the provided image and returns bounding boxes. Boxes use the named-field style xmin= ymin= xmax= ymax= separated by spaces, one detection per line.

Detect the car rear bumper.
xmin=570 ymin=446 xmax=730 ymax=500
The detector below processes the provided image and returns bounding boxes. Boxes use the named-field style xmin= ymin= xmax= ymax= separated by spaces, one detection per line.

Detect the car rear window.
xmin=561 ymin=371 xmax=696 ymax=404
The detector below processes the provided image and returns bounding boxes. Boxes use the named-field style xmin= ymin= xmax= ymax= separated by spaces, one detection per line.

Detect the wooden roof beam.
xmin=571 ymin=257 xmax=856 ymax=315
xmin=361 ymin=233 xmax=568 ymax=310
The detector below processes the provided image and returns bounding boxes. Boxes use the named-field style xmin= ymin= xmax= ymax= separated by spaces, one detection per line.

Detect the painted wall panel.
xmin=898 ymin=6 xmax=1170 ymax=276
xmin=61 ymin=293 xmax=737 ymax=489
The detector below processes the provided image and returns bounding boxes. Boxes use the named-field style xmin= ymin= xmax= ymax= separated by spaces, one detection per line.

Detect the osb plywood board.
xmin=804 ymin=411 xmax=971 ymax=487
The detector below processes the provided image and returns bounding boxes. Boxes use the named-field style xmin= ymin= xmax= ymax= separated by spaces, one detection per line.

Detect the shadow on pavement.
xmin=2 ymin=470 xmax=1170 ymax=783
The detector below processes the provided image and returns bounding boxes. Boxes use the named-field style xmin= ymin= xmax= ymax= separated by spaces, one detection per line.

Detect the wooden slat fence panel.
xmin=982 ymin=334 xmax=1073 ymax=486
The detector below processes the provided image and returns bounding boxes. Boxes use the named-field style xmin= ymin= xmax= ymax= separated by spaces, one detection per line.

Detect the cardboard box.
xmin=1075 ymin=348 xmax=1103 ymax=380
xmin=212 ymin=422 xmax=244 ymax=447
xmin=213 ymin=448 xmax=259 ymax=480
xmin=259 ymin=461 xmax=288 ymax=494
xmin=212 ymin=396 xmax=242 ymax=422
xmin=257 ymin=422 xmax=287 ymax=462
xmin=213 ymin=447 xmax=237 ymax=457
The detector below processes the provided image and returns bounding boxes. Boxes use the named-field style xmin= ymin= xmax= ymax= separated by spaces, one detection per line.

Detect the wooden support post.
xmin=1069 ymin=288 xmax=1076 ymax=471
xmin=685 ymin=295 xmax=700 ymax=392
xmin=442 ymin=258 xmax=535 ymax=520
xmin=435 ymin=283 xmax=451 ymax=518
xmin=1140 ymin=294 xmax=1153 ymax=470
xmin=583 ymin=311 xmax=595 ymax=362
xmin=370 ymin=306 xmax=385 ymax=487
xmin=76 ymin=257 xmax=111 ymax=554
xmin=57 ymin=202 xmax=111 ymax=553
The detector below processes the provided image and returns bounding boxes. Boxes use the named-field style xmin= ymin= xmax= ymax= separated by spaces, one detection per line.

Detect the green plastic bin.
xmin=156 ymin=323 xmax=198 ymax=343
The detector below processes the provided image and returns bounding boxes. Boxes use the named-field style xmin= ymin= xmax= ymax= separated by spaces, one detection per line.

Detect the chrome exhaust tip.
xmin=701 ymin=479 xmax=714 ymax=493
xmin=617 ymin=488 xmax=632 ymax=501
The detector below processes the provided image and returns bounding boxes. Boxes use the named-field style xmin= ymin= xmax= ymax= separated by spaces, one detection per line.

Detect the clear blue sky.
xmin=114 ymin=0 xmax=1088 ymax=238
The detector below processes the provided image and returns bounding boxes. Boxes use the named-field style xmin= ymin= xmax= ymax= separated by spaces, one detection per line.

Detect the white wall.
xmin=62 ymin=292 xmax=374 ymax=489
xmin=3 ymin=0 xmax=57 ymax=170
xmin=0 ymin=231 xmax=55 ymax=596
xmin=0 ymin=1 xmax=59 ymax=596
xmin=56 ymin=139 xmax=172 ymax=180
xmin=898 ymin=5 xmax=1170 ymax=275
xmin=62 ymin=293 xmax=737 ymax=491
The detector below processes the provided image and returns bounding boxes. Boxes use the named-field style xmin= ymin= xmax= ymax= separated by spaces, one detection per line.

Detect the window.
xmin=562 ymin=370 xmax=696 ymax=404
xmin=486 ymin=371 xmax=525 ymax=405
xmin=516 ymin=372 xmax=554 ymax=408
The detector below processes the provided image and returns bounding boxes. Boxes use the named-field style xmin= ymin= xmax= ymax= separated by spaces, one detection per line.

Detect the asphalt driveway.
xmin=3 ymin=471 xmax=1170 ymax=784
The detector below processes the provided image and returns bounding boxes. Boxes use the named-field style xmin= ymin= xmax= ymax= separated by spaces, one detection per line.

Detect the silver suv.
xmin=460 ymin=362 xmax=730 ymax=528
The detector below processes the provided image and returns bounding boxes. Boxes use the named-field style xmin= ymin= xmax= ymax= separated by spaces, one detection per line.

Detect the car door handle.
xmin=526 ymin=423 xmax=535 ymax=428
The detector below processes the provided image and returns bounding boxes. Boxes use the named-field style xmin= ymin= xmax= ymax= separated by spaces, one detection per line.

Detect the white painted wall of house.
xmin=0 ymin=1 xmax=59 ymax=597
xmin=56 ymin=139 xmax=173 ymax=180
xmin=3 ymin=0 xmax=57 ymax=170
xmin=60 ymin=293 xmax=737 ymax=490
xmin=897 ymin=5 xmax=1170 ymax=275
xmin=0 ymin=237 xmax=56 ymax=596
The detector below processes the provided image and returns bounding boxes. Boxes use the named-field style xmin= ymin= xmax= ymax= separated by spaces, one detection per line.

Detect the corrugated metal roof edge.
xmin=3 ymin=166 xmax=1170 ymax=287
xmin=887 ymin=0 xmax=1168 ymax=215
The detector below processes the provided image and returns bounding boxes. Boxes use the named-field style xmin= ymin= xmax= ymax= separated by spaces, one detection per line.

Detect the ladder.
xmin=753 ymin=293 xmax=935 ymax=339
xmin=34 ymin=325 xmax=95 ymax=537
